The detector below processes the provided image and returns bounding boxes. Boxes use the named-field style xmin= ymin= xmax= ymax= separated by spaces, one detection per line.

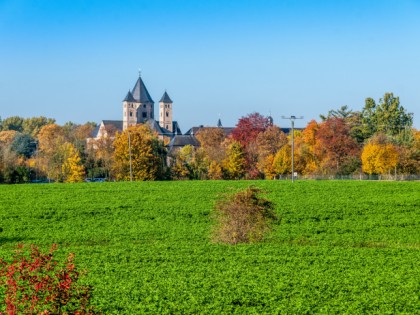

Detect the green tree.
xmin=361 ymin=93 xmax=413 ymax=141
xmin=320 ymin=105 xmax=355 ymax=121
xmin=22 ymin=116 xmax=56 ymax=137
xmin=1 ymin=116 xmax=25 ymax=132
xmin=11 ymin=133 xmax=36 ymax=158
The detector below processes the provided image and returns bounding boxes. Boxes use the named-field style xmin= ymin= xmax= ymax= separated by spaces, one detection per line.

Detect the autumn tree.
xmin=273 ymin=144 xmax=291 ymax=176
xmin=208 ymin=160 xmax=223 ymax=180
xmin=231 ymin=112 xmax=272 ymax=178
xmin=62 ymin=142 xmax=85 ymax=182
xmin=112 ymin=125 xmax=166 ymax=181
xmin=314 ymin=118 xmax=361 ymax=175
xmin=37 ymin=124 xmax=67 ymax=181
xmin=255 ymin=125 xmax=288 ymax=178
xmin=171 ymin=145 xmax=196 ymax=179
xmin=361 ymin=143 xmax=399 ymax=175
xmin=294 ymin=120 xmax=319 ymax=175
xmin=195 ymin=127 xmax=227 ymax=164
xmin=222 ymin=140 xmax=246 ymax=179
xmin=86 ymin=124 xmax=118 ymax=179
xmin=231 ymin=112 xmax=271 ymax=148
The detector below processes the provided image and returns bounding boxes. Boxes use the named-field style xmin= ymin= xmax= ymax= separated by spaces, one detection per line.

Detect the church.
xmin=90 ymin=74 xmax=182 ymax=142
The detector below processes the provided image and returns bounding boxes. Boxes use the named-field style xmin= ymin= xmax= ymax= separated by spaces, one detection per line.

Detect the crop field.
xmin=0 ymin=180 xmax=420 ymax=314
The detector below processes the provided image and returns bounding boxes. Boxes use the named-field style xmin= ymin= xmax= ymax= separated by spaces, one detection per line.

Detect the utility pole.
xmin=282 ymin=115 xmax=303 ymax=183
xmin=128 ymin=131 xmax=133 ymax=182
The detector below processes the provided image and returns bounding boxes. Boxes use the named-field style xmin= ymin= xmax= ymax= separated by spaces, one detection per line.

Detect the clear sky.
xmin=1 ymin=0 xmax=419 ymax=130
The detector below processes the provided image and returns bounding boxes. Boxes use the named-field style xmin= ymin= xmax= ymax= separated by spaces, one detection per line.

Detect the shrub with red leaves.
xmin=0 ymin=244 xmax=98 ymax=315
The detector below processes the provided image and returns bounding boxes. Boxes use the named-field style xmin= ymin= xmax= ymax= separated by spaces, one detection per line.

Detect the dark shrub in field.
xmin=0 ymin=244 xmax=98 ymax=315
xmin=212 ymin=186 xmax=277 ymax=245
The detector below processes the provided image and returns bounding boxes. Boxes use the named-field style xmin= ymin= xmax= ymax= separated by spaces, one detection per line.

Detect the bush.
xmin=0 ymin=244 xmax=98 ymax=315
xmin=212 ymin=186 xmax=277 ymax=245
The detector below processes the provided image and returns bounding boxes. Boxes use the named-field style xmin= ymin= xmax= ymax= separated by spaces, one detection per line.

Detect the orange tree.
xmin=361 ymin=143 xmax=399 ymax=175
xmin=112 ymin=125 xmax=166 ymax=181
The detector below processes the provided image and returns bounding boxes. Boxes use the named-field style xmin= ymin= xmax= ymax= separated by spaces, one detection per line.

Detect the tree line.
xmin=0 ymin=92 xmax=418 ymax=183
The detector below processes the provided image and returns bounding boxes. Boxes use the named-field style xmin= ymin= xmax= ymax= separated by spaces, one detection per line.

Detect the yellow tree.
xmin=62 ymin=143 xmax=85 ymax=182
xmin=255 ymin=126 xmax=288 ymax=178
xmin=361 ymin=143 xmax=398 ymax=175
xmin=208 ymin=160 xmax=223 ymax=180
xmin=171 ymin=145 xmax=195 ymax=179
xmin=262 ymin=154 xmax=276 ymax=180
xmin=37 ymin=124 xmax=66 ymax=181
xmin=112 ymin=125 xmax=165 ymax=181
xmin=222 ymin=140 xmax=246 ymax=179
xmin=273 ymin=144 xmax=292 ymax=175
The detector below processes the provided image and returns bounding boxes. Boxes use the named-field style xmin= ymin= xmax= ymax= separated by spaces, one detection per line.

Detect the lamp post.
xmin=128 ymin=131 xmax=133 ymax=182
xmin=281 ymin=115 xmax=303 ymax=183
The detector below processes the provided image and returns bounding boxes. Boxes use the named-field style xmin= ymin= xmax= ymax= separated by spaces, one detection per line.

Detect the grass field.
xmin=0 ymin=181 xmax=420 ymax=314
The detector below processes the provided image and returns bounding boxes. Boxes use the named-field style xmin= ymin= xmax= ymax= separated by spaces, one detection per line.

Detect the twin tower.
xmin=122 ymin=75 xmax=173 ymax=132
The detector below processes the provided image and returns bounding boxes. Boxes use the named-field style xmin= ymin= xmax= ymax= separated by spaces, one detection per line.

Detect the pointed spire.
xmin=131 ymin=76 xmax=154 ymax=103
xmin=217 ymin=118 xmax=223 ymax=128
xmin=159 ymin=91 xmax=173 ymax=103
xmin=123 ymin=90 xmax=135 ymax=102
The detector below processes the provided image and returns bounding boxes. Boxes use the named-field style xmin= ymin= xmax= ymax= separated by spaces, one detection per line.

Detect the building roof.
xmin=131 ymin=76 xmax=154 ymax=103
xmin=184 ymin=126 xmax=234 ymax=137
xmin=167 ymin=135 xmax=201 ymax=152
xmin=217 ymin=118 xmax=223 ymax=127
xmin=159 ymin=91 xmax=173 ymax=103
xmin=145 ymin=119 xmax=182 ymax=137
xmin=102 ymin=120 xmax=124 ymax=132
xmin=90 ymin=120 xmax=123 ymax=138
xmin=123 ymin=90 xmax=136 ymax=102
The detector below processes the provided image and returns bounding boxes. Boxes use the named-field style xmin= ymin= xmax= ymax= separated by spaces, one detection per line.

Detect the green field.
xmin=1 ymin=181 xmax=420 ymax=314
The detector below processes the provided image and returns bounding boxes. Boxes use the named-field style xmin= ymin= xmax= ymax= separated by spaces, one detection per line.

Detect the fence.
xmin=274 ymin=174 xmax=420 ymax=181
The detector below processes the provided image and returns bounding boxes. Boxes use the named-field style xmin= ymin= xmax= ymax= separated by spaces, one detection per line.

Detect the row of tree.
xmin=0 ymin=93 xmax=418 ymax=183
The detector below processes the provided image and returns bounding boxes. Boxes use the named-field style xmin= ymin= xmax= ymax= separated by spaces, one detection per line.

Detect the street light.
xmin=128 ymin=131 xmax=133 ymax=182
xmin=281 ymin=115 xmax=303 ymax=183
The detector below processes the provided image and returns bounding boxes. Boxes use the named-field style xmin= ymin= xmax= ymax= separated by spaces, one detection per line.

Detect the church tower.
xmin=132 ymin=75 xmax=154 ymax=123
xmin=159 ymin=91 xmax=173 ymax=132
xmin=122 ymin=73 xmax=155 ymax=130
xmin=122 ymin=90 xmax=137 ymax=130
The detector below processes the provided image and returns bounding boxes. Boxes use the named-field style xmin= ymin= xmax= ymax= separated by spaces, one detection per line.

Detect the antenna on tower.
xmin=138 ymin=68 xmax=142 ymax=77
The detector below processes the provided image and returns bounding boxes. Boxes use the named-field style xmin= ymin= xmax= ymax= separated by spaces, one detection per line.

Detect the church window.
xmin=143 ymin=104 xmax=146 ymax=108
xmin=166 ymin=125 xmax=169 ymax=129
xmin=142 ymin=112 xmax=147 ymax=118
xmin=166 ymin=112 xmax=169 ymax=117
xmin=130 ymin=112 xmax=133 ymax=117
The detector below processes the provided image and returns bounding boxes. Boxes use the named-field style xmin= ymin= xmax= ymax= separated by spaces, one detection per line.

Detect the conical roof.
xmin=132 ymin=76 xmax=154 ymax=103
xmin=159 ymin=91 xmax=173 ymax=103
xmin=123 ymin=90 xmax=136 ymax=102
xmin=217 ymin=118 xmax=223 ymax=127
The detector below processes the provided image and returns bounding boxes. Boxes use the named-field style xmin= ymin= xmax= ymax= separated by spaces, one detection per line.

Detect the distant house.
xmin=167 ymin=134 xmax=201 ymax=154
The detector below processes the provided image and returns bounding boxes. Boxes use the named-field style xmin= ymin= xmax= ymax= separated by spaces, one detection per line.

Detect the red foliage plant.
xmin=0 ymin=244 xmax=98 ymax=315
xmin=231 ymin=112 xmax=271 ymax=148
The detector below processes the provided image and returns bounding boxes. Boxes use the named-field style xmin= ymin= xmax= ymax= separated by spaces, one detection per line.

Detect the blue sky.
xmin=1 ymin=0 xmax=419 ymax=130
